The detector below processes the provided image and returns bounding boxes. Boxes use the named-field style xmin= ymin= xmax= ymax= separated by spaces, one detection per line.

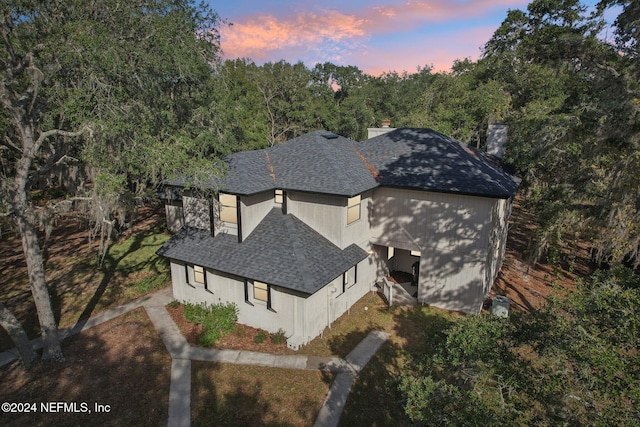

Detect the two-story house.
xmin=157 ymin=128 xmax=519 ymax=349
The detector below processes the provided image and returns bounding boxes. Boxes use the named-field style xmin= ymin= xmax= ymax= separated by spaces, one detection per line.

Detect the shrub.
xmin=167 ymin=300 xmax=180 ymax=309
xmin=233 ymin=324 xmax=247 ymax=338
xmin=271 ymin=328 xmax=287 ymax=345
xmin=182 ymin=302 xmax=238 ymax=347
xmin=254 ymin=329 xmax=268 ymax=344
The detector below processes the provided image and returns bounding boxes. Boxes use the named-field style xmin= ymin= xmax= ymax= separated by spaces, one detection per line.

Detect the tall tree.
xmin=0 ymin=0 xmax=221 ymax=364
xmin=482 ymin=0 xmax=640 ymax=266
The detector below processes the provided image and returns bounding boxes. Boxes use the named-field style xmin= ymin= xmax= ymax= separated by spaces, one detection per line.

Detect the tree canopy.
xmin=1 ymin=0 xmax=222 ymax=364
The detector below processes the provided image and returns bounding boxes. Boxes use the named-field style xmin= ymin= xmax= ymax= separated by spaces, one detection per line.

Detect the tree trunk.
xmin=0 ymin=303 xmax=38 ymax=368
xmin=14 ymin=211 xmax=65 ymax=362
xmin=11 ymin=123 xmax=65 ymax=363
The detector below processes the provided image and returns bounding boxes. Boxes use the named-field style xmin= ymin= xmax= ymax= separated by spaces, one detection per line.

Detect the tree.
xmin=481 ymin=0 xmax=640 ymax=267
xmin=399 ymin=267 xmax=640 ymax=425
xmin=0 ymin=0 xmax=221 ymax=365
xmin=409 ymin=61 xmax=510 ymax=148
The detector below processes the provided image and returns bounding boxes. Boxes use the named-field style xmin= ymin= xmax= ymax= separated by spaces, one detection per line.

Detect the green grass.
xmin=288 ymin=291 xmax=461 ymax=426
xmin=253 ymin=329 xmax=268 ymax=343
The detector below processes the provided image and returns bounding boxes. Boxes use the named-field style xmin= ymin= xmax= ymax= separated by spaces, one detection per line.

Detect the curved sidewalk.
xmin=0 ymin=288 xmax=389 ymax=427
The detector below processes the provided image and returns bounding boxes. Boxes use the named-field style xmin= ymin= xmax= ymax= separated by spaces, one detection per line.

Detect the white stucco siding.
xmin=343 ymin=190 xmax=374 ymax=250
xmin=182 ymin=195 xmax=211 ymax=231
xmin=286 ymin=191 xmax=344 ymax=247
xmin=483 ymin=197 xmax=512 ymax=298
xmin=371 ymin=187 xmax=495 ymax=313
xmin=240 ymin=191 xmax=275 ymax=239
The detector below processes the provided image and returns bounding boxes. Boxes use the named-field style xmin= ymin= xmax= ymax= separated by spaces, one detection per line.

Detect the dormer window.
xmin=219 ymin=193 xmax=237 ymax=224
xmin=347 ymin=195 xmax=361 ymax=224
xmin=275 ymin=189 xmax=284 ymax=204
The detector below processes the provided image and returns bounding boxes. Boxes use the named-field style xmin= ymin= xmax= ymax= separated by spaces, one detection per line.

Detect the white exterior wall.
xmin=343 ymin=190 xmax=373 ymax=250
xmin=240 ymin=191 xmax=276 ymax=239
xmin=169 ymin=259 xmax=371 ymax=350
xmin=483 ymin=197 xmax=512 ymax=298
xmin=370 ymin=187 xmax=495 ymax=313
xmin=287 ymin=191 xmax=344 ymax=247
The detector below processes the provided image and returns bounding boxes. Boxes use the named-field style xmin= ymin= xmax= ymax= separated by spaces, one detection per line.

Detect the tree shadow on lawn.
xmin=192 ymin=362 xmax=333 ymax=427
xmin=0 ymin=204 xmax=169 ymax=352
xmin=0 ymin=307 xmax=171 ymax=427
xmin=337 ymin=301 xmax=458 ymax=426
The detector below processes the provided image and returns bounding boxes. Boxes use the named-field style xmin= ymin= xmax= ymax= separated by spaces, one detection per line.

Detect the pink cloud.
xmin=222 ymin=10 xmax=369 ymax=62
xmin=348 ymin=26 xmax=498 ymax=75
xmin=219 ymin=1 xmax=530 ymax=72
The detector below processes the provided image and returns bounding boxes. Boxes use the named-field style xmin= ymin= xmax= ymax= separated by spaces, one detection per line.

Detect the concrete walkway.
xmin=0 ymin=288 xmax=389 ymax=427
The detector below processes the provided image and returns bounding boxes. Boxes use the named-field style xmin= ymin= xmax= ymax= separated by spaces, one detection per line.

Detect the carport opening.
xmin=386 ymin=247 xmax=420 ymax=299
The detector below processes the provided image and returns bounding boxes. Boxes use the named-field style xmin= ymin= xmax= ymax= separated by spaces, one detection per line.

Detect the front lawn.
xmin=0 ymin=204 xmax=171 ymax=351
xmin=0 ymin=308 xmax=171 ymax=427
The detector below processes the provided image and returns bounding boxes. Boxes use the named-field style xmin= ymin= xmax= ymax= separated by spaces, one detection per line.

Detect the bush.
xmin=254 ymin=329 xmax=268 ymax=344
xmin=398 ymin=267 xmax=640 ymax=426
xmin=271 ymin=328 xmax=287 ymax=345
xmin=167 ymin=300 xmax=180 ymax=309
xmin=233 ymin=324 xmax=246 ymax=338
xmin=182 ymin=302 xmax=238 ymax=347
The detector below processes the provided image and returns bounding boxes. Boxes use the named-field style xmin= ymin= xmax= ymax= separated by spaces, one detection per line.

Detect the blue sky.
xmin=208 ymin=0 xmax=606 ymax=75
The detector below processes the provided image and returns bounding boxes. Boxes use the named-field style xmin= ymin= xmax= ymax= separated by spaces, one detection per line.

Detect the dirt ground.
xmin=0 ymin=308 xmax=171 ymax=426
xmin=490 ymin=198 xmax=595 ymax=311
xmin=167 ymin=303 xmax=296 ymax=355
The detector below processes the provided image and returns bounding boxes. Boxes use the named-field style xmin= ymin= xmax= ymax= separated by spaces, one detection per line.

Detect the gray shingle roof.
xmin=222 ymin=130 xmax=378 ymax=196
xmin=165 ymin=127 xmax=518 ymax=198
xmin=157 ymin=208 xmax=368 ymax=295
xmin=353 ymin=128 xmax=519 ymax=198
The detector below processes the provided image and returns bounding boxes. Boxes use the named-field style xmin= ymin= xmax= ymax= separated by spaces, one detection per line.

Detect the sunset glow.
xmin=209 ymin=0 xmax=597 ymax=75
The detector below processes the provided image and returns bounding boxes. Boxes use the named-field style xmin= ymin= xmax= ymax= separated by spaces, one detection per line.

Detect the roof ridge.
xmin=353 ymin=146 xmax=381 ymax=183
xmin=265 ymin=151 xmax=277 ymax=184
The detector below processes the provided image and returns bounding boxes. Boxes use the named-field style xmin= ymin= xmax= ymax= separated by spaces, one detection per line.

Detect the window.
xmin=193 ymin=265 xmax=205 ymax=284
xmin=387 ymin=246 xmax=394 ymax=260
xmin=186 ymin=264 xmax=208 ymax=290
xmin=342 ymin=271 xmax=348 ymax=293
xmin=275 ymin=189 xmax=284 ymax=204
xmin=244 ymin=280 xmax=253 ymax=305
xmin=219 ymin=193 xmax=237 ymax=224
xmin=347 ymin=195 xmax=361 ymax=224
xmin=253 ymin=281 xmax=268 ymax=302
xmin=253 ymin=281 xmax=275 ymax=311
xmin=410 ymin=250 xmax=421 ymax=257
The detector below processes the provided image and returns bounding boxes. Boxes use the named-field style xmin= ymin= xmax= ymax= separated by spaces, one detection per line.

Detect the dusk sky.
xmin=209 ymin=0 xmax=602 ymax=75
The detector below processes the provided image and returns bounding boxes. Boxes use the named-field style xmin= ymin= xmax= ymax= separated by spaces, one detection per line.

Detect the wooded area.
xmin=1 ymin=0 xmax=639 ymax=422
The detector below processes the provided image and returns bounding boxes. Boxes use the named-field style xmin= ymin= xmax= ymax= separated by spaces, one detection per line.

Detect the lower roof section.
xmin=157 ymin=208 xmax=368 ymax=295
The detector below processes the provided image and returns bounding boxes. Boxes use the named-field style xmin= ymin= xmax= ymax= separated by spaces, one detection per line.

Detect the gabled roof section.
xmin=157 ymin=209 xmax=368 ymax=295
xmin=222 ymin=130 xmax=378 ymax=196
xmin=353 ymin=128 xmax=519 ymax=198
